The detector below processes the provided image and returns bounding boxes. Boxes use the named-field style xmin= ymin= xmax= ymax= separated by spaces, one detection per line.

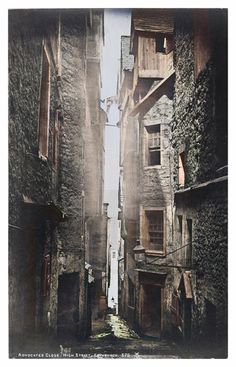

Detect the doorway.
xmin=57 ymin=272 xmax=80 ymax=337
xmin=23 ymin=227 xmax=38 ymax=333
xmin=183 ymin=299 xmax=192 ymax=341
xmin=140 ymin=284 xmax=162 ymax=337
xmin=205 ymin=299 xmax=216 ymax=341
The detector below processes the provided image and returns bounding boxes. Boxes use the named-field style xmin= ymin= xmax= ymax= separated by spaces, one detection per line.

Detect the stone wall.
xmin=83 ymin=11 xmax=108 ymax=320
xmin=172 ymin=9 xmax=227 ymax=188
xmin=140 ymin=95 xmax=173 ymax=207
xmin=8 ymin=10 xmax=60 ymax=343
xmin=58 ymin=11 xmax=88 ymax=338
xmin=8 ymin=9 xmax=104 ymax=349
xmin=138 ymin=94 xmax=174 ymax=255
xmin=86 ymin=215 xmax=108 ymax=271
xmin=171 ymin=9 xmax=227 ymax=349
xmin=194 ymin=183 xmax=227 ymax=342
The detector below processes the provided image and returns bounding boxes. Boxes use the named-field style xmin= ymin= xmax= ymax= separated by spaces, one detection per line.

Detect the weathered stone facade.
xmin=9 ymin=9 xmax=106 ymax=356
xmin=136 ymin=94 xmax=174 ymax=338
xmin=170 ymin=9 xmax=227 ymax=355
xmin=118 ymin=9 xmax=227 ymax=356
xmin=9 ymin=11 xmax=63 ymax=350
xmin=83 ymin=11 xmax=109 ymax=323
xmin=118 ymin=23 xmax=175 ymax=338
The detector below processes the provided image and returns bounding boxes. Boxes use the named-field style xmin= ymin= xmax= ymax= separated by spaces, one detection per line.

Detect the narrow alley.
xmin=15 ymin=314 xmax=182 ymax=358
xmin=61 ymin=315 xmax=181 ymax=358
xmin=8 ymin=7 xmax=228 ymax=360
xmin=13 ymin=313 xmax=225 ymax=359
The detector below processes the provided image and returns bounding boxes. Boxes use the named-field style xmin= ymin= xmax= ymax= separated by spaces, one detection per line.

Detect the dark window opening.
xmin=38 ymin=46 xmax=50 ymax=158
xmin=149 ymin=150 xmax=161 ymax=165
xmin=146 ymin=124 xmax=161 ymax=166
xmin=146 ymin=210 xmax=164 ymax=252
xmin=155 ymin=34 xmax=173 ymax=54
xmin=155 ymin=34 xmax=166 ymax=53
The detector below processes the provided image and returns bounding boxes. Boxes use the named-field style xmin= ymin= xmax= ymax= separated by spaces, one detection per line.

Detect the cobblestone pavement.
xmin=57 ymin=314 xmax=181 ymax=359
xmin=11 ymin=314 xmax=225 ymax=358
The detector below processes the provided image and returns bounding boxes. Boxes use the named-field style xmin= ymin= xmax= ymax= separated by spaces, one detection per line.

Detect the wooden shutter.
xmin=38 ymin=46 xmax=50 ymax=158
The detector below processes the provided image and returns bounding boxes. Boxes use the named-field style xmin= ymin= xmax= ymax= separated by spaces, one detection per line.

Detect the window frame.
xmin=144 ymin=123 xmax=162 ymax=168
xmin=141 ymin=207 xmax=166 ymax=256
xmin=155 ymin=33 xmax=174 ymax=55
xmin=175 ymin=213 xmax=193 ymax=267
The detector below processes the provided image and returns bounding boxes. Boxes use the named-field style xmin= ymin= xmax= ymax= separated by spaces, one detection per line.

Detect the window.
xmin=193 ymin=10 xmax=211 ymax=79
xmin=155 ymin=34 xmax=174 ymax=54
xmin=146 ymin=210 xmax=164 ymax=252
xmin=146 ymin=124 xmax=161 ymax=166
xmin=178 ymin=152 xmax=185 ymax=188
xmin=185 ymin=219 xmax=193 ymax=267
xmin=38 ymin=46 xmax=50 ymax=158
xmin=156 ymin=34 xmax=166 ymax=53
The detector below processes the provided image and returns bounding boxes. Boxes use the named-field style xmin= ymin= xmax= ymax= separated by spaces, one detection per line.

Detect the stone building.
xmin=117 ymin=35 xmax=136 ymax=321
xmin=118 ymin=10 xmax=176 ymax=338
xmin=9 ymin=8 xmax=107 ymax=355
xmin=118 ymin=9 xmax=227 ymax=355
xmin=170 ymin=9 xmax=227 ymax=356
xmin=83 ymin=9 xmax=109 ymax=324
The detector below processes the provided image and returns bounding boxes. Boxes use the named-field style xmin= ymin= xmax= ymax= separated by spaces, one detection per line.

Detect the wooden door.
xmin=140 ymin=284 xmax=162 ymax=337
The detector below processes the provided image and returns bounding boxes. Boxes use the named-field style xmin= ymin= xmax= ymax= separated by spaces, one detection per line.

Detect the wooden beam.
xmin=129 ymin=69 xmax=175 ymax=117
xmin=139 ymin=70 xmax=166 ymax=78
xmin=175 ymin=175 xmax=228 ymax=195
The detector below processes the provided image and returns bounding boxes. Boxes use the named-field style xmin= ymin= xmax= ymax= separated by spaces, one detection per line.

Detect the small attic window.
xmin=155 ymin=34 xmax=166 ymax=53
xmin=155 ymin=34 xmax=174 ymax=54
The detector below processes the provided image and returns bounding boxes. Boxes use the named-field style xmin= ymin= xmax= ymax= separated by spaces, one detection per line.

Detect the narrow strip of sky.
xmin=102 ymin=8 xmax=131 ymax=196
